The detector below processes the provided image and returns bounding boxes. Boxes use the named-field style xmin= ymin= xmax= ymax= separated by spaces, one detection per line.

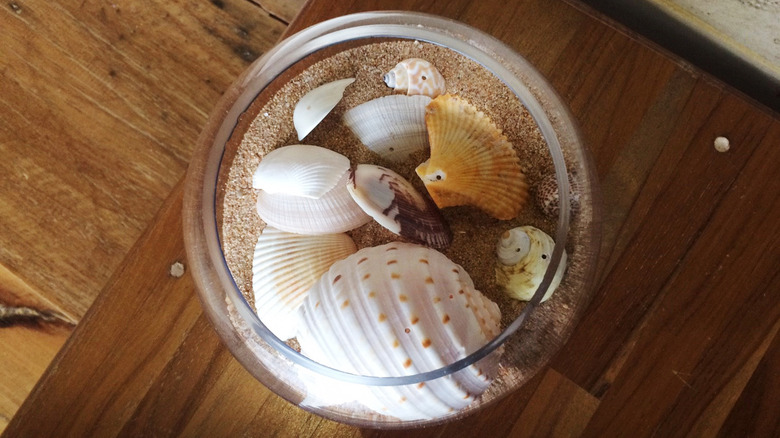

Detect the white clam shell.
xmin=383 ymin=58 xmax=446 ymax=98
xmin=257 ymin=170 xmax=371 ymax=234
xmin=252 ymin=227 xmax=357 ymax=340
xmin=252 ymin=145 xmax=349 ymax=199
xmin=495 ymin=226 xmax=567 ymax=302
xmin=347 ymin=164 xmax=451 ymax=248
xmin=343 ymin=95 xmax=431 ymax=162
xmin=298 ymin=242 xmax=501 ymax=421
xmin=293 ymin=78 xmax=355 ymax=141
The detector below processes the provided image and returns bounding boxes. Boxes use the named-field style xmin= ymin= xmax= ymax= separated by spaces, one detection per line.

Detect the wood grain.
xmin=3 ymin=0 xmax=779 ymax=436
xmin=0 ymin=0 xmax=295 ymax=433
xmin=0 ymin=0 xmax=286 ymax=321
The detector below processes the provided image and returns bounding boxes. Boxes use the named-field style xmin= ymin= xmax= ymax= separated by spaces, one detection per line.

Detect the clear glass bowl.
xmin=183 ymin=11 xmax=601 ymax=428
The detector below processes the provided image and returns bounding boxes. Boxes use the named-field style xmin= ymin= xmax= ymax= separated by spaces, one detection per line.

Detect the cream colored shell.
xmin=343 ymin=95 xmax=431 ymax=163
xmin=252 ymin=227 xmax=357 ymax=340
xmin=383 ymin=58 xmax=446 ymax=98
xmin=495 ymin=226 xmax=567 ymax=302
xmin=256 ymin=170 xmax=371 ymax=235
xmin=297 ymin=242 xmax=501 ymax=421
xmin=293 ymin=78 xmax=355 ymax=141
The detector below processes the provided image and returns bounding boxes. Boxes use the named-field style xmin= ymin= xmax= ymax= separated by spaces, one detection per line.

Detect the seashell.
xmin=343 ymin=95 xmax=431 ymax=163
xmin=415 ymin=94 xmax=528 ymax=220
xmin=252 ymin=145 xmax=349 ymax=199
xmin=384 ymin=58 xmax=446 ymax=98
xmin=252 ymin=227 xmax=357 ymax=340
xmin=298 ymin=242 xmax=501 ymax=421
xmin=534 ymin=172 xmax=580 ymax=218
xmin=495 ymin=226 xmax=566 ymax=302
xmin=347 ymin=164 xmax=452 ymax=249
xmin=257 ymin=170 xmax=371 ymax=234
xmin=293 ymin=78 xmax=355 ymax=141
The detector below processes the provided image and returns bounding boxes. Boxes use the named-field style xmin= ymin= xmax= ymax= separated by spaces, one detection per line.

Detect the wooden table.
xmin=4 ymin=0 xmax=779 ymax=436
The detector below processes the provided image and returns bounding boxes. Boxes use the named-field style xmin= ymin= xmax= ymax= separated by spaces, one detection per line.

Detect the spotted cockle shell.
xmin=252 ymin=145 xmax=349 ymax=199
xmin=347 ymin=164 xmax=452 ymax=249
xmin=293 ymin=78 xmax=355 ymax=141
xmin=343 ymin=95 xmax=431 ymax=163
xmin=298 ymin=242 xmax=501 ymax=421
xmin=534 ymin=172 xmax=581 ymax=218
xmin=257 ymin=170 xmax=371 ymax=234
xmin=384 ymin=58 xmax=446 ymax=98
xmin=495 ymin=226 xmax=566 ymax=302
xmin=252 ymin=227 xmax=357 ymax=340
xmin=416 ymin=94 xmax=528 ymax=220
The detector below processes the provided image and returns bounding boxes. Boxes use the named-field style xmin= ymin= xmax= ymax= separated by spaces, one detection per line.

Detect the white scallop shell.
xmin=293 ymin=78 xmax=355 ymax=141
xmin=298 ymin=242 xmax=501 ymax=421
xmin=252 ymin=227 xmax=357 ymax=340
xmin=495 ymin=226 xmax=567 ymax=302
xmin=257 ymin=170 xmax=371 ymax=234
xmin=252 ymin=145 xmax=349 ymax=199
xmin=347 ymin=164 xmax=451 ymax=248
xmin=383 ymin=58 xmax=446 ymax=98
xmin=343 ymin=95 xmax=431 ymax=162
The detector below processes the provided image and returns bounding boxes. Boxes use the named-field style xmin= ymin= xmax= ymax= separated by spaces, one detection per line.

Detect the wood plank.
xmin=3 ymin=182 xmax=203 ymax=437
xmin=0 ymin=325 xmax=70 ymax=433
xmin=579 ymin=116 xmax=780 ymax=436
xmin=0 ymin=0 xmax=286 ymax=321
xmin=690 ymin=318 xmax=780 ymax=437
xmin=718 ymin=324 xmax=780 ymax=437
xmin=0 ymin=0 xmax=291 ymax=432
xmin=508 ymin=369 xmax=599 ymax=437
xmin=249 ymin=0 xmax=308 ymax=23
xmin=552 ymin=90 xmax=775 ymax=395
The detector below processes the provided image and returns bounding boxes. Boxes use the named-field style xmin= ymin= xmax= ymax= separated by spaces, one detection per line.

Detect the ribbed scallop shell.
xmin=252 ymin=227 xmax=357 ymax=340
xmin=252 ymin=145 xmax=349 ymax=199
xmin=415 ymin=94 xmax=528 ymax=220
xmin=495 ymin=226 xmax=566 ymax=302
xmin=298 ymin=242 xmax=501 ymax=421
xmin=347 ymin=164 xmax=451 ymax=249
xmin=343 ymin=95 xmax=431 ymax=163
xmin=256 ymin=170 xmax=371 ymax=234
xmin=383 ymin=58 xmax=446 ymax=98
xmin=293 ymin=78 xmax=355 ymax=141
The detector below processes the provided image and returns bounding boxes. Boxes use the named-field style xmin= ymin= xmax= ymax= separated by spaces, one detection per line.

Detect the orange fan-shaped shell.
xmin=415 ymin=94 xmax=528 ymax=220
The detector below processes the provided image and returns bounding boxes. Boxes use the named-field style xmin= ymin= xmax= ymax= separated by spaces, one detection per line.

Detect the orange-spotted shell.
xmin=416 ymin=94 xmax=528 ymax=220
xmin=383 ymin=58 xmax=446 ymax=98
xmin=297 ymin=242 xmax=501 ymax=421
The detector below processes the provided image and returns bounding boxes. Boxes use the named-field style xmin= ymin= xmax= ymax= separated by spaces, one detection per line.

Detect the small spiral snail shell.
xmin=383 ymin=58 xmax=446 ymax=98
xmin=495 ymin=226 xmax=567 ymax=302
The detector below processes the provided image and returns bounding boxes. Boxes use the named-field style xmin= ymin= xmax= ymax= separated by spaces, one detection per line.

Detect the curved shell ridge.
xmin=304 ymin=266 xmax=378 ymax=376
xmin=252 ymin=145 xmax=349 ymax=198
xmin=251 ymin=228 xmax=356 ymax=339
xmin=298 ymin=243 xmax=501 ymax=420
xmin=343 ymin=95 xmax=430 ymax=162
xmin=367 ymin=245 xmax=475 ymax=415
xmin=421 ymin=95 xmax=527 ymax=219
xmin=257 ymin=171 xmax=371 ymax=234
